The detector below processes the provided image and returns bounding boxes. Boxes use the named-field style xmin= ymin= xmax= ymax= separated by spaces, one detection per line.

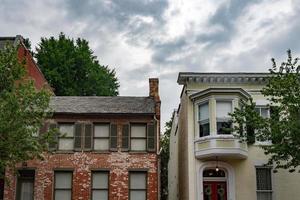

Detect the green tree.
xmin=35 ymin=33 xmax=119 ymax=96
xmin=160 ymin=117 xmax=172 ymax=200
xmin=0 ymin=44 xmax=53 ymax=174
xmin=230 ymin=50 xmax=300 ymax=172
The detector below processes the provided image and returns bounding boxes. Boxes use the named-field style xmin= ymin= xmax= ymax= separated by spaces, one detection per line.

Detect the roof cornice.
xmin=177 ymin=72 xmax=271 ymax=85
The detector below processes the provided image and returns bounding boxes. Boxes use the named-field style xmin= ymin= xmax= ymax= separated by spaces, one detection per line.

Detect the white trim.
xmin=198 ymin=161 xmax=235 ymax=200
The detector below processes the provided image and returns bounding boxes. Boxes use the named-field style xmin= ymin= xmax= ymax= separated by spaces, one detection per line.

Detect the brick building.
xmin=0 ymin=35 xmax=51 ymax=200
xmin=3 ymin=78 xmax=161 ymax=200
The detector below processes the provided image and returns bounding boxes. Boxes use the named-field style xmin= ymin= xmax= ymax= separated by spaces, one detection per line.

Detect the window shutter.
xmin=110 ymin=124 xmax=118 ymax=150
xmin=147 ymin=123 xmax=156 ymax=152
xmin=48 ymin=123 xmax=58 ymax=151
xmin=39 ymin=122 xmax=48 ymax=135
xmin=84 ymin=123 xmax=93 ymax=150
xmin=122 ymin=124 xmax=129 ymax=150
xmin=74 ymin=123 xmax=82 ymax=150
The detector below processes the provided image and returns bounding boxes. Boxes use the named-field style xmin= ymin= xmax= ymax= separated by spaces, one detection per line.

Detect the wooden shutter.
xmin=48 ymin=123 xmax=58 ymax=151
xmin=74 ymin=123 xmax=83 ymax=151
xmin=110 ymin=124 xmax=118 ymax=150
xmin=122 ymin=124 xmax=129 ymax=151
xmin=84 ymin=123 xmax=93 ymax=150
xmin=147 ymin=123 xmax=156 ymax=152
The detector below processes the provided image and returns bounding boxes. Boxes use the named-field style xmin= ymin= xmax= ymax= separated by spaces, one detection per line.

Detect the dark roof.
xmin=50 ymin=96 xmax=156 ymax=114
xmin=0 ymin=36 xmax=22 ymax=49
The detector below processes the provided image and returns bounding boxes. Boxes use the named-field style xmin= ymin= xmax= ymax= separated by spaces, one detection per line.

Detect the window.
xmin=198 ymin=103 xmax=210 ymax=137
xmin=91 ymin=171 xmax=109 ymax=200
xmin=255 ymin=107 xmax=270 ymax=118
xmin=256 ymin=167 xmax=272 ymax=200
xmin=16 ymin=170 xmax=35 ymax=200
xmin=58 ymin=124 xmax=74 ymax=151
xmin=216 ymin=101 xmax=232 ymax=134
xmin=130 ymin=124 xmax=147 ymax=151
xmin=94 ymin=124 xmax=110 ymax=151
xmin=0 ymin=178 xmax=3 ymax=200
xmin=54 ymin=171 xmax=72 ymax=200
xmin=129 ymin=172 xmax=147 ymax=200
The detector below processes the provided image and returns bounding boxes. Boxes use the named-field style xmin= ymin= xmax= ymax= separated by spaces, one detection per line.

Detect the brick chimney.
xmin=149 ymin=78 xmax=161 ymax=119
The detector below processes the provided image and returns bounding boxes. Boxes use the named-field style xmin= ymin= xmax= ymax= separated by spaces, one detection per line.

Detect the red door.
xmin=203 ymin=181 xmax=227 ymax=200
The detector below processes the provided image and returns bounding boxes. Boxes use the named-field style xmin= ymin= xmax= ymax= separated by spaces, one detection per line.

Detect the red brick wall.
xmin=4 ymin=114 xmax=159 ymax=200
xmin=17 ymin=44 xmax=51 ymax=91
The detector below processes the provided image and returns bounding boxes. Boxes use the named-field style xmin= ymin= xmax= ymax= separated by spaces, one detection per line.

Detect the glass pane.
xmin=261 ymin=108 xmax=269 ymax=118
xmin=92 ymin=172 xmax=108 ymax=189
xmin=217 ymin=101 xmax=232 ymax=118
xmin=130 ymin=190 xmax=146 ymax=200
xmin=131 ymin=125 xmax=146 ymax=138
xmin=217 ymin=122 xmax=232 ymax=134
xmin=20 ymin=180 xmax=34 ymax=200
xmin=94 ymin=125 xmax=109 ymax=137
xmin=55 ymin=172 xmax=72 ymax=189
xmin=59 ymin=138 xmax=74 ymax=150
xmin=257 ymin=192 xmax=272 ymax=200
xmin=203 ymin=184 xmax=212 ymax=200
xmin=59 ymin=124 xmax=74 ymax=137
xmin=130 ymin=173 xmax=146 ymax=189
xmin=199 ymin=103 xmax=209 ymax=121
xmin=55 ymin=190 xmax=71 ymax=200
xmin=131 ymin=139 xmax=146 ymax=151
xmin=203 ymin=169 xmax=226 ymax=177
xmin=94 ymin=139 xmax=109 ymax=151
xmin=256 ymin=168 xmax=272 ymax=190
xmin=200 ymin=123 xmax=210 ymax=137
xmin=217 ymin=183 xmax=226 ymax=200
xmin=92 ymin=190 xmax=108 ymax=200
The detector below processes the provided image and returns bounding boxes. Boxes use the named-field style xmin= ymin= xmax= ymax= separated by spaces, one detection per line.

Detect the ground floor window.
xmin=129 ymin=171 xmax=147 ymax=200
xmin=91 ymin=171 xmax=109 ymax=200
xmin=256 ymin=167 xmax=272 ymax=200
xmin=54 ymin=171 xmax=72 ymax=200
xmin=16 ymin=170 xmax=35 ymax=200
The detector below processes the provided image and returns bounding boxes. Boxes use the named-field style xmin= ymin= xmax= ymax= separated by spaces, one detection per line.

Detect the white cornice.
xmin=177 ymin=72 xmax=271 ymax=85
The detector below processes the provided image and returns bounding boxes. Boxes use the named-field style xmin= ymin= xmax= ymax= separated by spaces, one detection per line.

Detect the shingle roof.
xmin=50 ymin=96 xmax=156 ymax=114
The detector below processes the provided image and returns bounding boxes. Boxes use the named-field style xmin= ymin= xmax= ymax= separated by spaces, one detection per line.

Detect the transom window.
xmin=129 ymin=172 xmax=147 ymax=200
xmin=58 ymin=124 xmax=74 ymax=150
xmin=256 ymin=167 xmax=272 ymax=200
xmin=203 ymin=169 xmax=226 ymax=178
xmin=91 ymin=171 xmax=109 ymax=200
xmin=94 ymin=124 xmax=110 ymax=151
xmin=54 ymin=171 xmax=72 ymax=200
xmin=130 ymin=124 xmax=147 ymax=151
xmin=198 ymin=102 xmax=210 ymax=137
xmin=216 ymin=101 xmax=232 ymax=135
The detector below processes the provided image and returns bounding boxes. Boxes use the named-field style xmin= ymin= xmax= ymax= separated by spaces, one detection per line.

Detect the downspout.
xmin=154 ymin=115 xmax=161 ymax=200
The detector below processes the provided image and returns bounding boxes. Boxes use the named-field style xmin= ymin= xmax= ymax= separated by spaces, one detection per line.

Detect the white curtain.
xmin=20 ymin=180 xmax=33 ymax=200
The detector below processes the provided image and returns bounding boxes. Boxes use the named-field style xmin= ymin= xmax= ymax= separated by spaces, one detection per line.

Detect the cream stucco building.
xmin=168 ymin=72 xmax=300 ymax=200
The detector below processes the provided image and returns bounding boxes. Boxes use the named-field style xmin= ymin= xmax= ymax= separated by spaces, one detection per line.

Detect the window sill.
xmin=195 ymin=134 xmax=235 ymax=142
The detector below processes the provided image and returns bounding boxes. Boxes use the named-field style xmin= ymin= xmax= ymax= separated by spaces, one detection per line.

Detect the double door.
xmin=203 ymin=181 xmax=227 ymax=200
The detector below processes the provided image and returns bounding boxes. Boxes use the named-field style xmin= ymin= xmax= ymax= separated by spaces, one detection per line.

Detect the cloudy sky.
xmin=1 ymin=0 xmax=300 ymax=127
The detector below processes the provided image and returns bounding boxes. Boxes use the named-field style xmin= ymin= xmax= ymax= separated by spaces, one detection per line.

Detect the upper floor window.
xmin=255 ymin=107 xmax=270 ymax=118
xmin=198 ymin=103 xmax=210 ymax=137
xmin=130 ymin=124 xmax=147 ymax=151
xmin=216 ymin=101 xmax=232 ymax=134
xmin=58 ymin=124 xmax=74 ymax=151
xmin=94 ymin=124 xmax=110 ymax=151
xmin=256 ymin=167 xmax=272 ymax=200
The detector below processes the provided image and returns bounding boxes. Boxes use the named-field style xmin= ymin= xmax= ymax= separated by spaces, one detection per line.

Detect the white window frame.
xmin=198 ymin=101 xmax=210 ymax=137
xmin=216 ymin=100 xmax=233 ymax=135
xmin=256 ymin=167 xmax=273 ymax=200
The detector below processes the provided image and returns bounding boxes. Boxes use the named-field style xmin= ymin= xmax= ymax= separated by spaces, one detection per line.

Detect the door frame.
xmin=198 ymin=161 xmax=235 ymax=200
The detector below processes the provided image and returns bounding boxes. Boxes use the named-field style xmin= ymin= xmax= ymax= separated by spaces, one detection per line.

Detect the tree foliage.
xmin=160 ymin=118 xmax=172 ymax=200
xmin=0 ymin=44 xmax=53 ymax=174
xmin=35 ymin=33 xmax=119 ymax=96
xmin=230 ymin=50 xmax=300 ymax=172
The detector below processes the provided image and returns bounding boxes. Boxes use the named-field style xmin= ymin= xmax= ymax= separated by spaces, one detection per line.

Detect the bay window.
xmin=216 ymin=101 xmax=232 ymax=134
xmin=198 ymin=102 xmax=210 ymax=137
